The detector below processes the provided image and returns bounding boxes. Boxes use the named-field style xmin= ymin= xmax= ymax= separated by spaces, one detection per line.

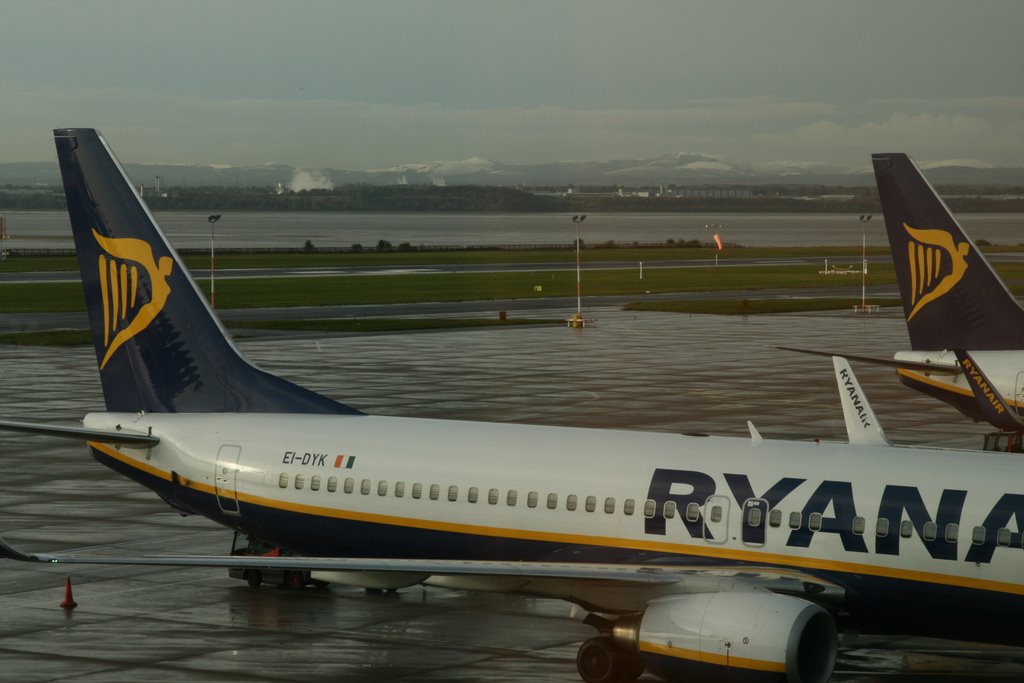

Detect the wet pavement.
xmin=0 ymin=305 xmax=1020 ymax=681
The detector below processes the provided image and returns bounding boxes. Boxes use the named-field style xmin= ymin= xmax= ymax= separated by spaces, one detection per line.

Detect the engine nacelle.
xmin=624 ymin=592 xmax=836 ymax=683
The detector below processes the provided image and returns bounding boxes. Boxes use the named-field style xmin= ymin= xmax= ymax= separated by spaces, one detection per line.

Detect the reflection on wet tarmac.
xmin=0 ymin=307 xmax=1018 ymax=681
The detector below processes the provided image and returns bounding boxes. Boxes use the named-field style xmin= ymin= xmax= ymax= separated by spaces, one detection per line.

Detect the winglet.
xmin=747 ymin=420 xmax=763 ymax=446
xmin=832 ymin=357 xmax=891 ymax=446
xmin=953 ymin=349 xmax=1024 ymax=431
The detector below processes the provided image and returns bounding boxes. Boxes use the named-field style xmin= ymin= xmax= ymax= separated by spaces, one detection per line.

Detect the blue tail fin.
xmin=54 ymin=128 xmax=361 ymax=415
xmin=873 ymin=152 xmax=1024 ymax=350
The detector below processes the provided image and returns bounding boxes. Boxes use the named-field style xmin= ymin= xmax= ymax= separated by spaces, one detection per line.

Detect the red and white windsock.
xmin=713 ymin=233 xmax=724 ymax=251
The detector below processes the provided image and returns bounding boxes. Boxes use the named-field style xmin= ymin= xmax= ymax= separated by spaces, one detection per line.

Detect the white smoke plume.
xmin=287 ymin=169 xmax=335 ymax=192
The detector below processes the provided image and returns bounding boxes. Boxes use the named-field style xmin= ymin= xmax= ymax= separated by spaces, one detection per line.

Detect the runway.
xmin=1 ymin=306 xmax=1021 ymax=681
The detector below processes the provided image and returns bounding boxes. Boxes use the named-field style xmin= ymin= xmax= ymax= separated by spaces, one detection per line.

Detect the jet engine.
xmin=578 ymin=592 xmax=836 ymax=683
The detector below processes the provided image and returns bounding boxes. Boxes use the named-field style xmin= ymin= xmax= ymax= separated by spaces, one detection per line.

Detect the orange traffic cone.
xmin=60 ymin=576 xmax=77 ymax=610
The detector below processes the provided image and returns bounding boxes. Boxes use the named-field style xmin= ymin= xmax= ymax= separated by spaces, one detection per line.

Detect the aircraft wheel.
xmin=576 ymin=636 xmax=622 ymax=683
xmin=244 ymin=569 xmax=262 ymax=589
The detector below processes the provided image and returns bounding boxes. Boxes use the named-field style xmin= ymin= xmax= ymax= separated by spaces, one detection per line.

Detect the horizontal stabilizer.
xmin=0 ymin=419 xmax=159 ymax=446
xmin=832 ymin=357 xmax=891 ymax=446
xmin=953 ymin=350 xmax=1024 ymax=432
xmin=778 ymin=346 xmax=960 ymax=375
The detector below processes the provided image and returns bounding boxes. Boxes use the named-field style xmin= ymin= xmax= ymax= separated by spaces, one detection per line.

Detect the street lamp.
xmin=859 ymin=214 xmax=872 ymax=312
xmin=572 ymin=215 xmax=587 ymax=320
xmin=208 ymin=214 xmax=222 ymax=308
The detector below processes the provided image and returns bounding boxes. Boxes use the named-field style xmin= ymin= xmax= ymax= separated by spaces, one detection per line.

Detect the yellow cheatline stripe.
xmin=88 ymin=442 xmax=1024 ymax=597
xmin=640 ymin=641 xmax=785 ymax=672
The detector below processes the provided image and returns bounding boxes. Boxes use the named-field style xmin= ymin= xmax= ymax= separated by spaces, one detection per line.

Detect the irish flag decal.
xmin=334 ymin=455 xmax=356 ymax=469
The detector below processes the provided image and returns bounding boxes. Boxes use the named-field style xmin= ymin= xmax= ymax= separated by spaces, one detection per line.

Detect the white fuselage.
xmin=83 ymin=410 xmax=1024 ymax=616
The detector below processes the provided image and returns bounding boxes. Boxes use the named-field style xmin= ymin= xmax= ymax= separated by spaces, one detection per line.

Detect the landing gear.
xmin=243 ymin=569 xmax=263 ymax=589
xmin=576 ymin=636 xmax=644 ymax=683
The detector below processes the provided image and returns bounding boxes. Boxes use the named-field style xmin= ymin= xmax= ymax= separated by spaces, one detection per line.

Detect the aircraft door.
xmin=215 ymin=445 xmax=242 ymax=516
xmin=741 ymin=498 xmax=769 ymax=546
xmin=703 ymin=494 xmax=730 ymax=545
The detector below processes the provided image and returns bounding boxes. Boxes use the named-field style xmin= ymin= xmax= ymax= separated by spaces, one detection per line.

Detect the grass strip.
xmin=227 ymin=318 xmax=563 ymax=333
xmin=0 ymin=329 xmax=93 ymax=346
xmin=0 ymin=264 xmax=900 ymax=312
xmin=624 ymin=298 xmax=902 ymax=315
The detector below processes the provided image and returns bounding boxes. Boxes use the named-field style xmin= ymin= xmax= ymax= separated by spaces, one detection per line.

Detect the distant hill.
xmin=2 ymin=153 xmax=1023 ymax=189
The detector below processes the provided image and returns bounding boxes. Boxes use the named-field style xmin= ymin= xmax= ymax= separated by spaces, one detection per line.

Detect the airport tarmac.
xmin=0 ymin=305 xmax=1021 ymax=682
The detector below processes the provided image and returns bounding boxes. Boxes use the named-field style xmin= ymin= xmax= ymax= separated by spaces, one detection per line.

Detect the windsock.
xmin=713 ymin=234 xmax=724 ymax=251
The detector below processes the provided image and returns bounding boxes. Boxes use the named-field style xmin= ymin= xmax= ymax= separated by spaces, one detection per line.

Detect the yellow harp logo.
xmin=93 ymin=229 xmax=174 ymax=369
xmin=903 ymin=223 xmax=969 ymax=321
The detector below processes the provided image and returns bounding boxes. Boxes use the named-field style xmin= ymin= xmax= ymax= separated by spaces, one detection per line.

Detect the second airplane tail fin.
xmin=54 ymin=128 xmax=361 ymax=415
xmin=873 ymin=152 xmax=1024 ymax=350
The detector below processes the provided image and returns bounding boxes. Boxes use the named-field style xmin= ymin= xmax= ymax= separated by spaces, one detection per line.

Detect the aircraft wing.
xmin=777 ymin=346 xmax=961 ymax=374
xmin=0 ymin=534 xmax=843 ymax=602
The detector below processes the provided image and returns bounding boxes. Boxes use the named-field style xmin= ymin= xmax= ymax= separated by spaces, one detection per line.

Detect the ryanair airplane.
xmin=787 ymin=153 xmax=1024 ymax=435
xmin=3 ymin=130 xmax=1024 ymax=683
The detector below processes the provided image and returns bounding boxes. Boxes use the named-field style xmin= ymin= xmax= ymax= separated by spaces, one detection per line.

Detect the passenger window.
xmin=768 ymin=509 xmax=782 ymax=528
xmin=604 ymin=497 xmax=616 ymax=514
xmin=972 ymin=526 xmax=986 ymax=545
xmin=585 ymin=496 xmax=597 ymax=513
xmin=643 ymin=499 xmax=656 ymax=518
xmin=852 ymin=516 xmax=865 ymax=535
xmin=808 ymin=512 xmax=822 ymax=531
xmin=566 ymin=494 xmax=578 ymax=511
xmin=430 ymin=484 xmax=440 ymax=501
xmin=488 ymin=488 xmax=499 ymax=505
xmin=899 ymin=520 xmax=913 ymax=538
xmin=944 ymin=522 xmax=958 ymax=543
xmin=395 ymin=482 xmax=405 ymax=498
xmin=468 ymin=487 xmax=479 ymax=503
xmin=997 ymin=527 xmax=1012 ymax=547
xmin=527 ymin=491 xmax=538 ymax=508
xmin=686 ymin=502 xmax=700 ymax=523
xmin=294 ymin=474 xmax=304 ymax=490
xmin=623 ymin=499 xmax=635 ymax=516
xmin=663 ymin=501 xmax=676 ymax=519
xmin=789 ymin=511 xmax=801 ymax=529
xmin=327 ymin=476 xmax=337 ymax=493
xmin=360 ymin=479 xmax=371 ymax=495
xmin=507 ymin=490 xmax=518 ymax=506
xmin=412 ymin=483 xmax=423 ymax=499
xmin=547 ymin=493 xmax=558 ymax=510
xmin=923 ymin=521 xmax=937 ymax=542
xmin=310 ymin=475 xmax=321 ymax=492
xmin=448 ymin=485 xmax=459 ymax=502
xmin=746 ymin=507 xmax=762 ymax=528
xmin=278 ymin=473 xmax=288 ymax=489
xmin=343 ymin=477 xmax=354 ymax=494
xmin=710 ymin=505 xmax=723 ymax=524
xmin=876 ymin=518 xmax=889 ymax=537
xmin=378 ymin=481 xmax=388 ymax=496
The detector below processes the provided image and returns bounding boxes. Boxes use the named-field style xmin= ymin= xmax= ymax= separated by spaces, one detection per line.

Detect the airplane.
xmin=3 ymin=130 xmax=1024 ymax=683
xmin=784 ymin=152 xmax=1024 ymax=441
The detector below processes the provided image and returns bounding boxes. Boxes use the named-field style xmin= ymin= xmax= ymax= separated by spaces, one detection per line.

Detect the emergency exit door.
xmin=215 ymin=445 xmax=242 ymax=515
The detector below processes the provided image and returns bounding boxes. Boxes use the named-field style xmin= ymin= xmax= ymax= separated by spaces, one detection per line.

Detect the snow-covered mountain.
xmin=1 ymin=154 xmax=1022 ymax=188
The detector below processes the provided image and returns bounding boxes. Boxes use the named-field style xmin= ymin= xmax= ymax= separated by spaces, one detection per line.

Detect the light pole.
xmin=859 ymin=214 xmax=872 ymax=312
xmin=208 ymin=214 xmax=221 ymax=308
xmin=572 ymin=215 xmax=587 ymax=319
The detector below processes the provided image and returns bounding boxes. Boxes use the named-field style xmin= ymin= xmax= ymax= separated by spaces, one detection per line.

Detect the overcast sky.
xmin=1 ymin=0 xmax=1022 ymax=170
